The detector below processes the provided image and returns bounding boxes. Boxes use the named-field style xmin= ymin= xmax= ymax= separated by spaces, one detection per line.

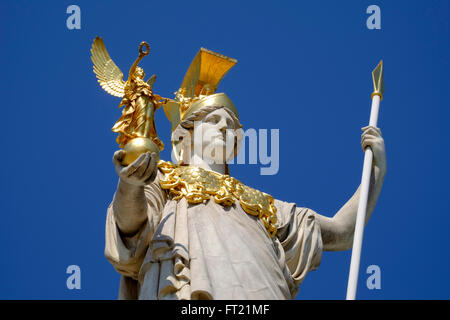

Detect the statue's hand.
xmin=113 ymin=150 xmax=158 ymax=187
xmin=361 ymin=126 xmax=386 ymax=175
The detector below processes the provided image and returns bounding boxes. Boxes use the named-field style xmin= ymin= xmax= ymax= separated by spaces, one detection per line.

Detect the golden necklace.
xmin=157 ymin=161 xmax=277 ymax=238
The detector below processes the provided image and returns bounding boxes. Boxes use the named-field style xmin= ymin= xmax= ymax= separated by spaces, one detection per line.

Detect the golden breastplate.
xmin=157 ymin=161 xmax=277 ymax=238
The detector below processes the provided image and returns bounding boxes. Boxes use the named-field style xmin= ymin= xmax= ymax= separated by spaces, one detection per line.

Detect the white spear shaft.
xmin=346 ymin=61 xmax=384 ymax=300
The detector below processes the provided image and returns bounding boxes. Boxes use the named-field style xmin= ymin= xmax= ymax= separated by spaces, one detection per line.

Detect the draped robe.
xmin=105 ymin=170 xmax=323 ymax=300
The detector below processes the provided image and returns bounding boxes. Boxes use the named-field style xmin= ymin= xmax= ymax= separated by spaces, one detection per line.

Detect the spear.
xmin=346 ymin=60 xmax=384 ymax=300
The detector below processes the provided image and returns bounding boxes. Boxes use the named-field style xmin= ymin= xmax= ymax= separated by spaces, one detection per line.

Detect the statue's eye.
xmin=207 ymin=116 xmax=218 ymax=124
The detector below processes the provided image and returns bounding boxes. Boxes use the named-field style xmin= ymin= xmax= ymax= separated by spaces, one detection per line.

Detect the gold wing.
xmin=90 ymin=36 xmax=125 ymax=98
xmin=147 ymin=74 xmax=156 ymax=88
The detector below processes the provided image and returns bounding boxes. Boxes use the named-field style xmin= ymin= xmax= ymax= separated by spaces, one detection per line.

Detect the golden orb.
xmin=122 ymin=137 xmax=160 ymax=166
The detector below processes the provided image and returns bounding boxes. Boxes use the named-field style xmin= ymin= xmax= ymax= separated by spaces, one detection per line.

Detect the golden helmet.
xmin=163 ymin=48 xmax=238 ymax=133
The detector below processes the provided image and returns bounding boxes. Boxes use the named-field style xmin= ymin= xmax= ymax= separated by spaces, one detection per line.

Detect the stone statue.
xmin=95 ymin=43 xmax=386 ymax=300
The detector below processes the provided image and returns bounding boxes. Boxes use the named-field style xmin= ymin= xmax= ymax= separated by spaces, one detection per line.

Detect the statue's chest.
xmin=124 ymin=81 xmax=150 ymax=98
xmin=157 ymin=161 xmax=278 ymax=238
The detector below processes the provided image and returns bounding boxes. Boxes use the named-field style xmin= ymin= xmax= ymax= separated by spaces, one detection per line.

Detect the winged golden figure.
xmin=91 ymin=36 xmax=165 ymax=165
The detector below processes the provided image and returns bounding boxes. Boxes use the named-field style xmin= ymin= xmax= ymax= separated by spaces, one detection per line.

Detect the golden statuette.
xmin=91 ymin=37 xmax=166 ymax=165
xmin=158 ymin=161 xmax=278 ymax=238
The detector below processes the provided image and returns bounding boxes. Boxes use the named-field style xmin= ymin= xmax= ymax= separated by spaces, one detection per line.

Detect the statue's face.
xmin=135 ymin=67 xmax=145 ymax=79
xmin=194 ymin=108 xmax=237 ymax=164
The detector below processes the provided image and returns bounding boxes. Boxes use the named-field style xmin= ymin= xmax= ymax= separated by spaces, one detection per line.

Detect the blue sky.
xmin=0 ymin=0 xmax=449 ymax=299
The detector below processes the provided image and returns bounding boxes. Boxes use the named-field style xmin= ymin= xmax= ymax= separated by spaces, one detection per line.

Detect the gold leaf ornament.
xmin=158 ymin=161 xmax=278 ymax=238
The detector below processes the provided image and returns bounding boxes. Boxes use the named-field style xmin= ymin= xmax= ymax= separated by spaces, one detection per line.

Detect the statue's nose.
xmin=217 ymin=118 xmax=229 ymax=131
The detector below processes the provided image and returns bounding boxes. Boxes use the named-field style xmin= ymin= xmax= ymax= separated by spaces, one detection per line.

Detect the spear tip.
xmin=371 ymin=60 xmax=384 ymax=99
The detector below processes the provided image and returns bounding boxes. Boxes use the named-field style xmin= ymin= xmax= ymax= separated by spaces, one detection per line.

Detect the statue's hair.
xmin=135 ymin=66 xmax=145 ymax=76
xmin=171 ymin=105 xmax=243 ymax=164
xmin=179 ymin=105 xmax=241 ymax=130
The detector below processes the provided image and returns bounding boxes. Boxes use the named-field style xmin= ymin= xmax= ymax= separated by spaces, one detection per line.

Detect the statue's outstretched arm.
xmin=111 ymin=150 xmax=158 ymax=235
xmin=314 ymin=126 xmax=386 ymax=251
